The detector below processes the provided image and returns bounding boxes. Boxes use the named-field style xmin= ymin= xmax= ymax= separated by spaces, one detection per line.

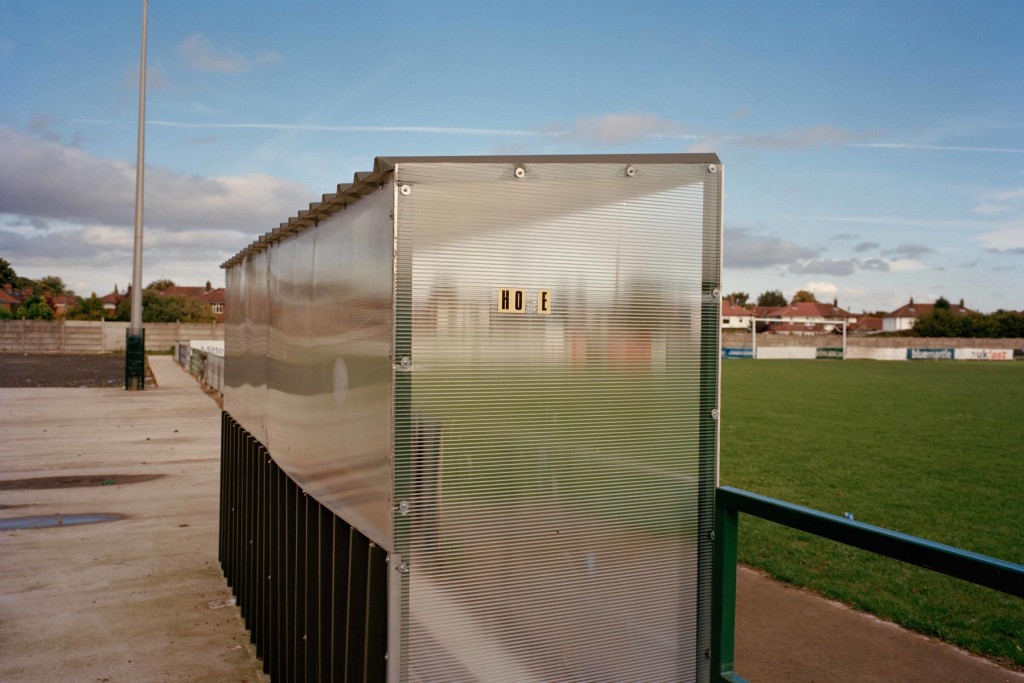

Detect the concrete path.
xmin=735 ymin=566 xmax=1024 ymax=683
xmin=1 ymin=355 xmax=1020 ymax=682
xmin=0 ymin=356 xmax=266 ymax=682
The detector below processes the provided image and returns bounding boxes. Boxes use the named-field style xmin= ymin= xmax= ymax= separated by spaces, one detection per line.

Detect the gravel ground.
xmin=0 ymin=353 xmax=155 ymax=387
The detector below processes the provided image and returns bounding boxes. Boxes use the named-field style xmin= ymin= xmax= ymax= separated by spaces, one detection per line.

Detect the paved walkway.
xmin=735 ymin=567 xmax=1024 ymax=682
xmin=0 ymin=356 xmax=266 ymax=682
xmin=0 ymin=356 xmax=1020 ymax=682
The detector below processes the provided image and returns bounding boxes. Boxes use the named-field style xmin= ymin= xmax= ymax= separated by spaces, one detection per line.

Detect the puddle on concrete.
xmin=0 ymin=513 xmax=126 ymax=531
xmin=0 ymin=474 xmax=165 ymax=491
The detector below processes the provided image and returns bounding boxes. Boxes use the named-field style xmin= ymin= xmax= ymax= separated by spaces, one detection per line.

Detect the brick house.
xmin=761 ymin=300 xmax=857 ymax=334
xmin=721 ymin=299 xmax=754 ymax=330
xmin=882 ymin=298 xmax=973 ymax=332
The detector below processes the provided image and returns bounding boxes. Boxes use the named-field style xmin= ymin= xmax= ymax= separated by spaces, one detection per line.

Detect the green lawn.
xmin=720 ymin=360 xmax=1024 ymax=667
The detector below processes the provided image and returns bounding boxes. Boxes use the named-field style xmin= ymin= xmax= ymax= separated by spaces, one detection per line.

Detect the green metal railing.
xmin=711 ymin=486 xmax=1024 ymax=683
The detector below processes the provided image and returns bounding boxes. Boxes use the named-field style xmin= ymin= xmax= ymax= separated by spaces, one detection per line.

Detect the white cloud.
xmin=149 ymin=119 xmax=543 ymax=137
xmin=973 ymin=186 xmax=1024 ymax=215
xmin=887 ymin=243 xmax=933 ymax=257
xmin=887 ymin=259 xmax=928 ymax=272
xmin=0 ymin=125 xmax=310 ymax=232
xmin=803 ymin=281 xmax=839 ymax=296
xmin=850 ymin=142 xmax=1024 ymax=155
xmin=178 ymin=34 xmax=282 ymax=73
xmin=734 ymin=125 xmax=861 ymax=149
xmin=970 ymin=185 xmax=1024 ymax=253
xmin=122 ymin=62 xmax=171 ymax=90
xmin=975 ymin=226 xmax=1024 ymax=253
xmin=788 ymin=258 xmax=856 ymax=276
xmin=724 ymin=227 xmax=819 ymax=269
xmin=0 ymin=125 xmax=312 ymax=296
xmin=565 ymin=113 xmax=700 ymax=145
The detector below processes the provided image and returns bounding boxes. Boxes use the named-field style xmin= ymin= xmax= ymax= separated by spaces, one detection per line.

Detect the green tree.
xmin=36 ymin=275 xmax=69 ymax=295
xmin=115 ymin=290 xmax=215 ymax=323
xmin=792 ymin=289 xmax=817 ymax=303
xmin=146 ymin=279 xmax=176 ymax=292
xmin=0 ymin=257 xmax=17 ymax=286
xmin=756 ymin=289 xmax=787 ymax=307
xmin=0 ymin=307 xmax=12 ymax=320
xmin=65 ymin=294 xmax=107 ymax=321
xmin=991 ymin=311 xmax=1024 ymax=338
xmin=934 ymin=296 xmax=951 ymax=309
xmin=913 ymin=308 xmax=967 ymax=337
xmin=725 ymin=291 xmax=750 ymax=306
xmin=18 ymin=295 xmax=54 ymax=320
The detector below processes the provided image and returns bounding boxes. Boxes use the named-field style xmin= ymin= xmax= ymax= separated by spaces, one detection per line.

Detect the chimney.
xmin=833 ymin=298 xmax=838 ymax=307
xmin=206 ymin=280 xmax=212 ymax=292
xmin=909 ymin=297 xmax=914 ymax=305
xmin=959 ymin=299 xmax=964 ymax=308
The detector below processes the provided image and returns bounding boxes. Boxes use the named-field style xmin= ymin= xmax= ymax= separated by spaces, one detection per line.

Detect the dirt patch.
xmin=0 ymin=353 xmax=155 ymax=387
xmin=0 ymin=473 xmax=166 ymax=491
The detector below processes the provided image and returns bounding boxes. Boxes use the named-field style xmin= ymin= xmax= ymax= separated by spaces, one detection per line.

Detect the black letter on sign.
xmin=539 ymin=290 xmax=551 ymax=314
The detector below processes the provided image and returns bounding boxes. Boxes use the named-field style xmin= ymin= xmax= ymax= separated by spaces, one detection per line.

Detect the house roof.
xmin=850 ymin=316 xmax=883 ymax=333
xmin=196 ymin=288 xmax=225 ymax=304
xmin=750 ymin=306 xmax=778 ymax=319
xmin=886 ymin=300 xmax=973 ymax=319
xmin=769 ymin=322 xmax=831 ymax=333
xmin=768 ymin=301 xmax=855 ymax=319
xmin=0 ymin=288 xmax=21 ymax=305
xmin=721 ymin=299 xmax=753 ymax=316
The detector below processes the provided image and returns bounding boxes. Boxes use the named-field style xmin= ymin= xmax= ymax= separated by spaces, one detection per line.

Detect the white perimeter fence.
xmin=721 ymin=334 xmax=1023 ymax=362
xmin=174 ymin=340 xmax=224 ymax=393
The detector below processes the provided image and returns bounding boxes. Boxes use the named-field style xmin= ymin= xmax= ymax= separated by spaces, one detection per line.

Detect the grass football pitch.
xmin=720 ymin=359 xmax=1024 ymax=667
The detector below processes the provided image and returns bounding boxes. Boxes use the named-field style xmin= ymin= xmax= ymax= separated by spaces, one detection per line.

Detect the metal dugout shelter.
xmin=219 ymin=154 xmax=724 ymax=682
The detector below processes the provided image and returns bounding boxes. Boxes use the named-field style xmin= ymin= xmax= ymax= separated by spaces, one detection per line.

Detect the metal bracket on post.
xmin=125 ymin=328 xmax=146 ymax=390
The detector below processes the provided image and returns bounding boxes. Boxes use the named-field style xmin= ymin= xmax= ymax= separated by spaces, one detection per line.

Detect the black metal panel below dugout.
xmin=220 ymin=412 xmax=388 ymax=682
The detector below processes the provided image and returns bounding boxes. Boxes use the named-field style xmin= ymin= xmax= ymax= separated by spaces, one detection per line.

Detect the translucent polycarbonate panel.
xmin=226 ymin=250 xmax=270 ymax=445
xmin=393 ymin=161 xmax=722 ymax=682
xmin=265 ymin=228 xmax=315 ymax=457
xmin=246 ymin=188 xmax=395 ymax=548
xmin=223 ymin=262 xmax=245 ymax=425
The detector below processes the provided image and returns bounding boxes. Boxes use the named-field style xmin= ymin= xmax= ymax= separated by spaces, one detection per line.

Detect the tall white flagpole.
xmin=127 ymin=0 xmax=148 ymax=389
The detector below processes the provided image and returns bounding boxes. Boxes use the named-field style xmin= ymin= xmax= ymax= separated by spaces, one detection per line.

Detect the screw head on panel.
xmin=625 ymin=166 xmax=636 ymax=177
xmin=710 ymin=408 xmax=720 ymax=421
xmin=399 ymin=500 xmax=410 ymax=516
xmin=711 ymin=288 xmax=720 ymax=298
xmin=514 ymin=166 xmax=526 ymax=178
xmin=708 ymin=164 xmax=718 ymax=173
xmin=399 ymin=357 xmax=412 ymax=370
xmin=399 ymin=184 xmax=412 ymax=196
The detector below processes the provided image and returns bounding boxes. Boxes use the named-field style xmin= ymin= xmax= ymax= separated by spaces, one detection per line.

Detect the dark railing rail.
xmin=711 ymin=485 xmax=1024 ymax=683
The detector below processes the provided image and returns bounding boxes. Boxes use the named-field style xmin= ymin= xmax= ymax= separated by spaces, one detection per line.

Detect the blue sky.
xmin=1 ymin=1 xmax=1021 ymax=312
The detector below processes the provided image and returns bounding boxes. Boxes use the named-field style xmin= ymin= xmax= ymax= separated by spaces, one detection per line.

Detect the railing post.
xmin=712 ymin=493 xmax=746 ymax=682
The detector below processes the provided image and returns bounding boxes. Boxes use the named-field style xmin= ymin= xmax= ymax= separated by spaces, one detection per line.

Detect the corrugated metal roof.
xmin=220 ymin=153 xmax=720 ymax=269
